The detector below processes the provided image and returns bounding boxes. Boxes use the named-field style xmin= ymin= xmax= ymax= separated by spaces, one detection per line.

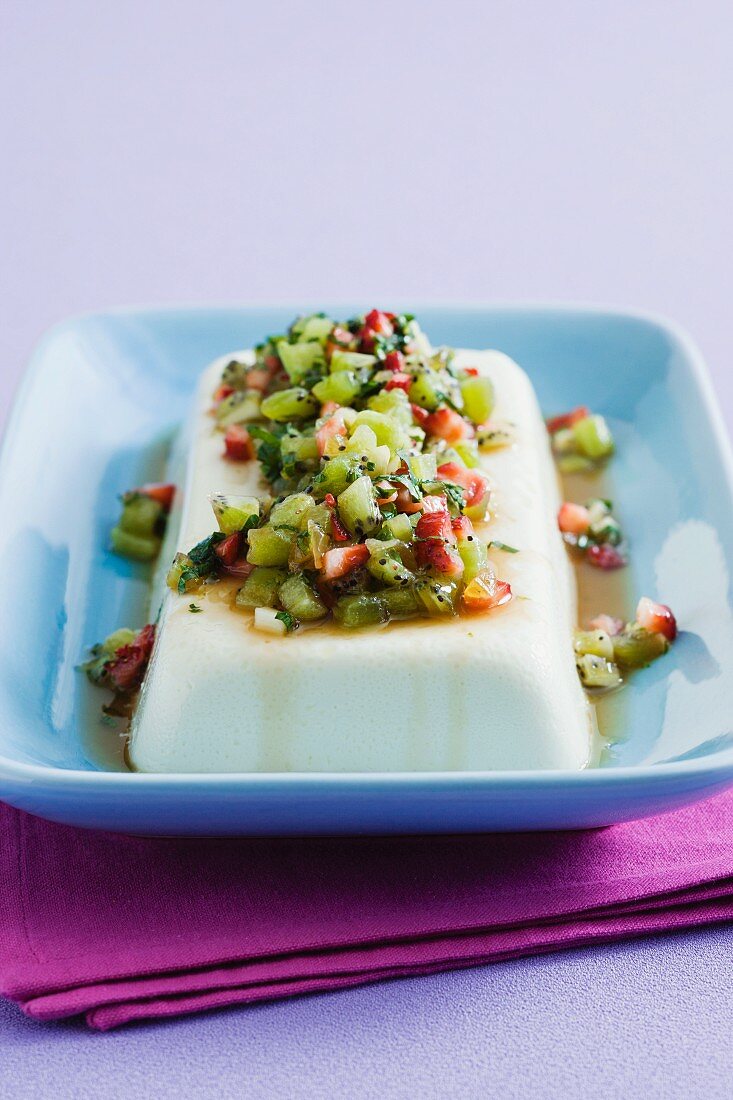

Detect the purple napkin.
xmin=1 ymin=793 xmax=732 ymax=1030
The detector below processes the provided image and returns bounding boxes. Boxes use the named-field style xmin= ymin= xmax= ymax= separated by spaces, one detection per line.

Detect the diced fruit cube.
xmin=261 ymin=387 xmax=320 ymax=422
xmin=558 ymin=502 xmax=591 ymax=535
xmin=224 ymin=424 xmax=256 ymax=461
xmin=459 ymin=375 xmax=495 ymax=424
xmin=322 ymin=543 xmax=370 ymax=580
xmin=236 ymin=567 xmax=287 ymax=609
xmin=636 ymin=596 xmax=678 ymax=641
xmin=461 ymin=569 xmax=512 ymax=612
xmin=279 ymin=573 xmax=328 ymax=621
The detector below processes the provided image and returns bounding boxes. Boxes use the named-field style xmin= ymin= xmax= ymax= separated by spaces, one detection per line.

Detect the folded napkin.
xmin=1 ymin=792 xmax=732 ymax=1030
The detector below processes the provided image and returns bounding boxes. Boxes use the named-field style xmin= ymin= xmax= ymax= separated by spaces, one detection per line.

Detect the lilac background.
xmin=1 ymin=1 xmax=732 ymax=1096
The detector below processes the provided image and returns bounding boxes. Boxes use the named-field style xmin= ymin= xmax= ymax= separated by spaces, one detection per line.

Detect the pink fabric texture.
xmin=1 ymin=793 xmax=732 ymax=1030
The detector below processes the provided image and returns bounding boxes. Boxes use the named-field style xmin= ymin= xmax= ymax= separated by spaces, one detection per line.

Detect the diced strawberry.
xmin=383 ymin=350 xmax=406 ymax=373
xmin=589 ymin=613 xmax=624 ymax=636
xmin=213 ymin=532 xmax=241 ymax=567
xmin=546 ymin=406 xmax=590 ymax=434
xmin=462 ymin=367 xmax=479 ymax=377
xmin=224 ymin=424 xmax=255 ymax=461
xmin=415 ymin=510 xmax=464 ymax=575
xmin=558 ymin=502 xmax=591 ymax=536
xmin=385 ymin=372 xmax=412 ymax=392
xmin=331 ymin=325 xmax=354 ymax=348
xmin=316 ymin=411 xmax=347 ymax=457
xmin=330 ymin=512 xmax=351 ymax=543
xmin=106 ymin=623 xmax=156 ymax=694
xmin=426 ymin=406 xmax=474 ymax=444
xmin=587 ymin=543 xmax=627 ymax=570
xmin=416 ymin=510 xmax=455 ymax=543
xmin=320 ymin=401 xmax=341 ymax=418
xmin=322 ymin=544 xmax=370 ymax=580
xmin=245 ymin=367 xmax=271 ymax=393
xmin=462 ymin=570 xmax=513 ymax=612
xmin=140 ymin=483 xmax=176 ymax=512
xmin=394 ymin=486 xmax=424 ymax=515
xmin=324 ymin=493 xmax=337 ymax=509
xmin=212 ymin=383 xmax=235 ymax=406
xmin=358 ymin=309 xmax=394 ymax=351
xmin=451 ymin=515 xmax=475 ymax=540
xmin=636 ymin=596 xmax=678 ymax=641
xmin=421 ymin=494 xmax=450 ymax=514
xmin=264 ymin=354 xmax=281 ymax=373
xmin=222 ymin=557 xmax=255 ymax=579
xmin=410 ymin=403 xmax=430 ymax=427
xmin=436 ymin=463 xmax=490 ymax=511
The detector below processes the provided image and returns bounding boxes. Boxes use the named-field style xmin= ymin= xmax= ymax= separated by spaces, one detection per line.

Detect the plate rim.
xmin=2 ymin=301 xmax=732 ymax=794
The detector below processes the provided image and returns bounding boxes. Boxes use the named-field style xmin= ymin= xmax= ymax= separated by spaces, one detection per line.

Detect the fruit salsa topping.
xmin=167 ymin=311 xmax=515 ymax=634
xmin=82 ymin=624 xmax=156 ymax=695
xmin=574 ymin=597 xmax=678 ymax=690
xmin=546 ymin=407 xmax=615 ymax=473
xmin=557 ymin=498 xmax=627 ymax=570
xmin=111 ymin=483 xmax=176 ymax=562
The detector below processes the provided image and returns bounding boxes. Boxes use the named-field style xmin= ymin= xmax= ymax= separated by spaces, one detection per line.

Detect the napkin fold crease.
xmin=1 ymin=793 xmax=732 ymax=1030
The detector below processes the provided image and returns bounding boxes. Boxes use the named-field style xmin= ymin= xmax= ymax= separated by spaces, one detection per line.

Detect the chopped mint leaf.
xmin=189 ymin=603 xmax=203 ymax=613
xmin=275 ymin=610 xmax=298 ymax=632
xmin=488 ymin=541 xmax=519 ymax=553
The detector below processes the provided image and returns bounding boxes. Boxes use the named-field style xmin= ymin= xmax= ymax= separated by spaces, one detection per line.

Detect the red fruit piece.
xmin=358 ymin=309 xmax=394 ymax=351
xmin=636 ymin=596 xmax=678 ymax=641
xmin=587 ymin=543 xmax=626 ymax=570
xmin=451 ymin=515 xmax=475 ymax=540
xmin=385 ymin=372 xmax=412 ymax=392
xmin=436 ymin=462 xmax=490 ymax=511
xmin=213 ymin=532 xmax=241 ymax=567
xmin=558 ymin=502 xmax=591 ymax=535
xmin=410 ymin=403 xmax=430 ymax=427
xmin=106 ymin=624 xmax=156 ymax=694
xmin=462 ymin=570 xmax=513 ymax=612
xmin=212 ymin=383 xmax=235 ymax=406
xmin=415 ymin=510 xmax=464 ymax=576
xmin=322 ymin=544 xmax=370 ymax=579
xmin=589 ymin=613 xmax=624 ymax=636
xmin=224 ymin=424 xmax=255 ymax=461
xmin=546 ymin=406 xmax=590 ymax=434
xmin=140 ymin=483 xmax=175 ymax=512
xmin=425 ymin=406 xmax=473 ymax=444
xmin=383 ymin=350 xmax=406 ymax=372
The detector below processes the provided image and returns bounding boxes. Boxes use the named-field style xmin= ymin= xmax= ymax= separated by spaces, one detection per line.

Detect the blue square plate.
xmin=1 ymin=306 xmax=732 ymax=835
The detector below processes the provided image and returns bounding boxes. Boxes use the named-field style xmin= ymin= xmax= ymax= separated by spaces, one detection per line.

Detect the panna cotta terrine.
xmin=121 ymin=312 xmax=595 ymax=772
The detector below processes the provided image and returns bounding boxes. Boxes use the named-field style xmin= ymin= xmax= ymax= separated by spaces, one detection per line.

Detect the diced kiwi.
xmin=278 ymin=573 xmax=328 ymax=621
xmin=215 ymin=390 xmax=262 ymax=427
xmin=460 ymin=375 xmax=494 ymax=424
xmin=415 ymin=579 xmax=459 ymax=616
xmin=379 ymin=587 xmax=420 ymax=618
xmin=289 ymin=314 xmax=334 ymax=345
xmin=332 ymin=593 xmax=388 ymax=628
xmin=246 ymin=526 xmax=293 ymax=567
xmin=574 ymin=629 xmax=615 ymax=661
xmin=367 ymin=548 xmax=414 ymax=588
xmin=210 ymin=494 xmax=260 ymax=535
xmin=408 ymin=371 xmax=443 ymax=411
xmin=260 ymin=387 xmax=320 ymax=422
xmin=276 ymin=340 xmax=325 ymax=383
xmin=381 ymin=513 xmax=413 ymax=542
xmin=337 ymin=476 xmax=382 ymax=537
xmin=269 ymin=492 xmax=315 ymax=528
xmin=330 ymin=349 xmax=376 ymax=373
xmin=350 ymin=410 xmax=409 ymax=454
xmin=612 ymin=626 xmax=669 ymax=668
xmin=457 ymin=537 xmax=489 ymax=584
xmin=312 ymin=371 xmax=362 ymax=406
xmin=236 ymin=567 xmax=287 ymax=609
xmin=572 ymin=415 xmax=614 ymax=460
xmin=576 ymin=653 xmax=622 ymax=689
xmin=111 ymin=526 xmax=160 ymax=561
